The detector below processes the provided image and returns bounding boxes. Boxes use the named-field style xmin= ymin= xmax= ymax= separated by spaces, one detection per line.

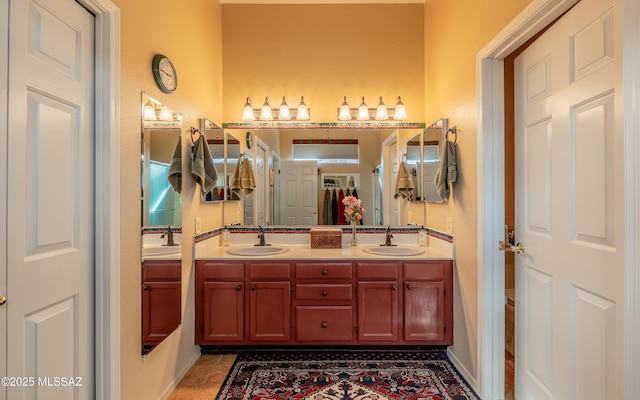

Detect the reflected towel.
xmin=394 ymin=161 xmax=415 ymax=200
xmin=322 ymin=189 xmax=331 ymax=225
xmin=191 ymin=136 xmax=218 ymax=195
xmin=167 ymin=136 xmax=182 ymax=194
xmin=230 ymin=160 xmax=242 ymax=198
xmin=239 ymin=158 xmax=256 ymax=196
xmin=434 ymin=140 xmax=458 ymax=201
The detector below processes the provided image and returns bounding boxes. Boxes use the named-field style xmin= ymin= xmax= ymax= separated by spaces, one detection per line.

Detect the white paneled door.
xmin=6 ymin=0 xmax=95 ymax=399
xmin=280 ymin=161 xmax=318 ymax=226
xmin=514 ymin=0 xmax=622 ymax=398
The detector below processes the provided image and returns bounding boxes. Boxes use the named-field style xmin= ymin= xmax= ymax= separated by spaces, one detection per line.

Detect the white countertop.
xmin=195 ymin=243 xmax=452 ymax=261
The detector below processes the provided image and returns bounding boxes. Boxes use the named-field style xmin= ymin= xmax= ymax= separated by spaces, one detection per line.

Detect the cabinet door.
xmin=404 ymin=280 xmax=445 ymax=342
xmin=357 ymin=281 xmax=399 ymax=341
xmin=142 ymin=282 xmax=181 ymax=346
xmin=249 ymin=281 xmax=291 ymax=341
xmin=203 ymin=282 xmax=244 ymax=342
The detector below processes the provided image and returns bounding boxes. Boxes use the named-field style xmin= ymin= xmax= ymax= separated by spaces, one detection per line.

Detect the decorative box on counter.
xmin=310 ymin=228 xmax=343 ymax=249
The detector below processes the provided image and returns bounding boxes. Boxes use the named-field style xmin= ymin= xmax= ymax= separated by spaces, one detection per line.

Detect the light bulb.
xmin=143 ymin=99 xmax=156 ymax=120
xmin=297 ymin=96 xmax=310 ymax=120
xmin=338 ymin=96 xmax=351 ymax=121
xmin=159 ymin=105 xmax=173 ymax=121
xmin=242 ymin=97 xmax=255 ymax=121
xmin=393 ymin=96 xmax=407 ymax=120
xmin=356 ymin=96 xmax=369 ymax=121
xmin=259 ymin=97 xmax=273 ymax=120
xmin=278 ymin=96 xmax=291 ymax=120
xmin=375 ymin=96 xmax=389 ymax=120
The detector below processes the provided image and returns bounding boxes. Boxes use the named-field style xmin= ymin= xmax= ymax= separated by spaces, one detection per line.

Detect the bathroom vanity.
xmin=194 ymin=245 xmax=453 ymax=347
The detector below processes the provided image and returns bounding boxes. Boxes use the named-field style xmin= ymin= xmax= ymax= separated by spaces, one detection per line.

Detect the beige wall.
xmin=221 ymin=4 xmax=425 ymax=123
xmin=113 ymin=0 xmax=223 ymax=399
xmin=422 ymin=0 xmax=532 ymax=381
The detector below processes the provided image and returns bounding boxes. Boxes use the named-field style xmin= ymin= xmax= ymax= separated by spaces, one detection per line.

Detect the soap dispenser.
xmin=221 ymin=226 xmax=231 ymax=246
xmin=418 ymin=226 xmax=427 ymax=247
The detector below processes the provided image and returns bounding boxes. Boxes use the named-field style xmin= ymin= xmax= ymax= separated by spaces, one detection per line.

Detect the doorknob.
xmin=510 ymin=242 xmax=525 ymax=256
xmin=0 ymin=295 xmax=6 ymax=306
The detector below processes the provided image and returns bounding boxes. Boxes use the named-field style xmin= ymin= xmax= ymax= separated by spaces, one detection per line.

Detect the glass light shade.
xmin=278 ymin=96 xmax=291 ymax=120
xmin=159 ymin=105 xmax=173 ymax=121
xmin=338 ymin=96 xmax=351 ymax=121
xmin=393 ymin=96 xmax=407 ymax=120
xmin=142 ymin=100 xmax=156 ymax=120
xmin=356 ymin=96 xmax=369 ymax=121
xmin=260 ymin=97 xmax=273 ymax=120
xmin=242 ymin=97 xmax=255 ymax=121
xmin=297 ymin=96 xmax=310 ymax=120
xmin=375 ymin=96 xmax=389 ymax=120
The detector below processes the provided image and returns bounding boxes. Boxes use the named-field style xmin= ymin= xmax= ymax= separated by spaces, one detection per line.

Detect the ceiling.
xmin=220 ymin=0 xmax=423 ymax=4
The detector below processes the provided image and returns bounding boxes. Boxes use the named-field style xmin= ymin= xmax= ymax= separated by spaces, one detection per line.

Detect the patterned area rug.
xmin=215 ymin=351 xmax=479 ymax=400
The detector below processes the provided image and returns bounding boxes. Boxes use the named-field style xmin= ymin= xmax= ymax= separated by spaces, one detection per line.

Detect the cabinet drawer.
xmin=403 ymin=261 xmax=450 ymax=280
xmin=295 ymin=284 xmax=353 ymax=301
xmin=143 ymin=260 xmax=181 ymax=282
xmin=199 ymin=261 xmax=244 ymax=280
xmin=295 ymin=262 xmax=352 ymax=279
xmin=295 ymin=306 xmax=353 ymax=341
xmin=248 ymin=262 xmax=291 ymax=280
xmin=356 ymin=262 xmax=399 ymax=279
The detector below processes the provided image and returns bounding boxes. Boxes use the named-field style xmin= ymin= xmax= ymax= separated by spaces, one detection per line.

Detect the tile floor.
xmin=168 ymin=351 xmax=516 ymax=399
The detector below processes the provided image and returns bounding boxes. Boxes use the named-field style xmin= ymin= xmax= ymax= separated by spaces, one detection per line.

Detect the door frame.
xmin=476 ymin=0 xmax=640 ymax=399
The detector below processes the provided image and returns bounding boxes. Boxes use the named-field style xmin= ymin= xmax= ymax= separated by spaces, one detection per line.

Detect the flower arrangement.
xmin=342 ymin=195 xmax=364 ymax=225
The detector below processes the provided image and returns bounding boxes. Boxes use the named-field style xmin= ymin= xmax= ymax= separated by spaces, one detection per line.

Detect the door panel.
xmin=7 ymin=0 xmax=95 ymax=398
xmin=280 ymin=161 xmax=318 ymax=225
xmin=514 ymin=0 xmax=622 ymax=398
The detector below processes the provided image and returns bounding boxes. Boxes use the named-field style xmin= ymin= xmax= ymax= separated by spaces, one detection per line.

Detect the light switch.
xmin=446 ymin=217 xmax=453 ymax=234
xmin=195 ymin=217 xmax=201 ymax=235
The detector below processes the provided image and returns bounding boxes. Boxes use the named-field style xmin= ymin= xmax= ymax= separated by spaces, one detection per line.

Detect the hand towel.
xmin=331 ymin=188 xmax=338 ymax=225
xmin=230 ymin=160 xmax=242 ymax=198
xmin=167 ymin=136 xmax=182 ymax=194
xmin=191 ymin=136 xmax=218 ymax=195
xmin=239 ymin=158 xmax=256 ymax=196
xmin=434 ymin=140 xmax=458 ymax=201
xmin=322 ymin=189 xmax=331 ymax=225
xmin=394 ymin=161 xmax=415 ymax=200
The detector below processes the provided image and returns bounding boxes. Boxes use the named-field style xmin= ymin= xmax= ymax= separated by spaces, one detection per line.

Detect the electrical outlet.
xmin=195 ymin=217 xmax=201 ymax=235
xmin=446 ymin=217 xmax=453 ymax=234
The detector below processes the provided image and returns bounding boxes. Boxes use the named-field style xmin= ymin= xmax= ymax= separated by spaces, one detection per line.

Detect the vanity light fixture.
xmin=243 ymin=95 xmax=311 ymax=121
xmin=260 ymin=97 xmax=274 ymax=120
xmin=159 ymin=105 xmax=174 ymax=121
xmin=142 ymin=99 xmax=157 ymax=120
xmin=337 ymin=95 xmax=407 ymax=121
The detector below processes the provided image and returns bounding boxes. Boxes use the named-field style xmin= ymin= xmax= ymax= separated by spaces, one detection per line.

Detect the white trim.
xmin=475 ymin=0 xmax=581 ymax=399
xmin=0 ymin=0 xmax=8 ymax=395
xmin=623 ymin=1 xmax=640 ymax=399
xmin=76 ymin=0 xmax=121 ymax=399
xmin=447 ymin=347 xmax=478 ymax=395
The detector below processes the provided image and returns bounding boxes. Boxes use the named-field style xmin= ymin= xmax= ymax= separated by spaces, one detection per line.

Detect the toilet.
xmin=505 ymin=289 xmax=515 ymax=356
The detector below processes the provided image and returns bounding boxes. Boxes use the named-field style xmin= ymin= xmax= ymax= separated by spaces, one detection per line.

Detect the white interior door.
xmin=279 ymin=161 xmax=318 ymax=226
xmin=514 ymin=0 xmax=622 ymax=398
xmin=6 ymin=0 xmax=95 ymax=399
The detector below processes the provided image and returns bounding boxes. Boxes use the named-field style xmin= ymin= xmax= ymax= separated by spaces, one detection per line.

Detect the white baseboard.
xmin=447 ymin=347 xmax=479 ymax=395
xmin=158 ymin=348 xmax=201 ymax=400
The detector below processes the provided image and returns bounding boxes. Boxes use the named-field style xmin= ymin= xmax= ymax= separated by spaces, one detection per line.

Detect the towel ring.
xmin=401 ymin=153 xmax=407 ymax=163
xmin=447 ymin=126 xmax=458 ymax=144
xmin=190 ymin=127 xmax=201 ymax=145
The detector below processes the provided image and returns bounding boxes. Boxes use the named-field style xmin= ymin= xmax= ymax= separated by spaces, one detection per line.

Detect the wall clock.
xmin=246 ymin=131 xmax=253 ymax=149
xmin=152 ymin=54 xmax=177 ymax=94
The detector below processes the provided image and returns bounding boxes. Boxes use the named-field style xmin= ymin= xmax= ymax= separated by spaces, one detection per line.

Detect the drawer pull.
xmin=322 ymin=269 xmax=329 ymax=276
xmin=407 ymin=284 xmax=413 ymax=291
xmin=142 ymin=285 xmax=149 ymax=291
xmin=251 ymin=285 xmax=257 ymax=291
xmin=236 ymin=285 xmax=242 ymax=291
xmin=322 ymin=290 xmax=328 ymax=296
xmin=322 ymin=322 xmax=328 ymax=328
xmin=392 ymin=285 xmax=397 ymax=291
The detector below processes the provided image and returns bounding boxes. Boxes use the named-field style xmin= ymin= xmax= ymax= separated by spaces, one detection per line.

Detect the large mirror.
xmin=201 ymin=119 xmax=225 ymax=202
xmin=406 ymin=118 xmax=447 ymax=203
xmin=140 ymin=92 xmax=182 ymax=356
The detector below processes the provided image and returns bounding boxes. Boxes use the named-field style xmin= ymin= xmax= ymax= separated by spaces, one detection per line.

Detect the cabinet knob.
xmin=251 ymin=285 xmax=256 ymax=291
xmin=0 ymin=295 xmax=6 ymax=306
xmin=407 ymin=284 xmax=413 ymax=291
xmin=142 ymin=285 xmax=149 ymax=290
xmin=322 ymin=290 xmax=328 ymax=296
xmin=322 ymin=270 xmax=329 ymax=276
xmin=392 ymin=285 xmax=397 ymax=291
xmin=236 ymin=285 xmax=242 ymax=291
xmin=321 ymin=322 xmax=328 ymax=328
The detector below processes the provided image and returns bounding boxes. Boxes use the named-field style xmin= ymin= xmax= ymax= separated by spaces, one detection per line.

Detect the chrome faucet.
xmin=161 ymin=225 xmax=176 ymax=246
xmin=255 ymin=226 xmax=271 ymax=247
xmin=381 ymin=226 xmax=397 ymax=247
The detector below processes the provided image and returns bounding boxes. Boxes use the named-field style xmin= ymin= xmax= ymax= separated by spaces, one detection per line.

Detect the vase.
xmin=350 ymin=222 xmax=358 ymax=246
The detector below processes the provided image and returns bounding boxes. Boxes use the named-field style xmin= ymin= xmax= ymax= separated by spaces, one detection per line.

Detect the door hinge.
xmin=355 ymin=324 xmax=359 ymax=333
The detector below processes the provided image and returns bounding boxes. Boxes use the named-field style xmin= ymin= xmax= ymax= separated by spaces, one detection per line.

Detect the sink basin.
xmin=362 ymin=246 xmax=425 ymax=256
xmin=142 ymin=245 xmax=181 ymax=257
xmin=226 ymin=246 xmax=289 ymax=256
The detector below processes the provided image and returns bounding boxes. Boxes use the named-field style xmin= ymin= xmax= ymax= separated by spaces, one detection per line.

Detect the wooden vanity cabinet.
xmin=196 ymin=261 xmax=245 ymax=344
xmin=403 ymin=261 xmax=453 ymax=344
xmin=142 ymin=260 xmax=181 ymax=348
xmin=356 ymin=262 xmax=400 ymax=342
xmin=248 ymin=262 xmax=292 ymax=342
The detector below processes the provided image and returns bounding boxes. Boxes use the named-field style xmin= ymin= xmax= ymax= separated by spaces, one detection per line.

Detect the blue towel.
xmin=167 ymin=136 xmax=182 ymax=193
